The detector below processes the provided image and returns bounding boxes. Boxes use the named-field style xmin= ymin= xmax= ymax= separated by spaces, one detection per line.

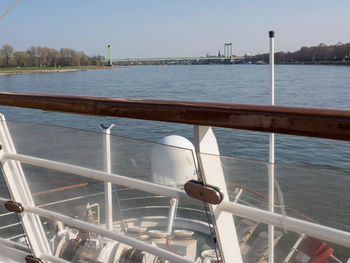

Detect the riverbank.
xmin=275 ymin=61 xmax=350 ymax=66
xmin=0 ymin=66 xmax=114 ymax=76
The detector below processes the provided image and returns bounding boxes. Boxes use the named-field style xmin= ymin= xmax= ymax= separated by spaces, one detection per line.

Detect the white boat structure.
xmin=0 ymin=90 xmax=349 ymax=263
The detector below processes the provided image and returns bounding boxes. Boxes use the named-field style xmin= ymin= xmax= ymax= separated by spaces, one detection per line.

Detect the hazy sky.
xmin=1 ymin=0 xmax=349 ymax=58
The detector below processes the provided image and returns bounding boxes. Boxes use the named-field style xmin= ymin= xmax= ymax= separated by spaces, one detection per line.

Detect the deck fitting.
xmin=184 ymin=180 xmax=223 ymax=204
xmin=25 ymin=255 xmax=43 ymax=263
xmin=4 ymin=200 xmax=24 ymax=213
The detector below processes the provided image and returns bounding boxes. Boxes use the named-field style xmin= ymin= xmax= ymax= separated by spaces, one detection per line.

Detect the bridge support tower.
xmin=224 ymin=43 xmax=233 ymax=62
xmin=107 ymin=44 xmax=112 ymax=66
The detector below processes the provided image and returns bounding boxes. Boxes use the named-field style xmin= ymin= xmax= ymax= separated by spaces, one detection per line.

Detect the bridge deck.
xmin=109 ymin=56 xmax=244 ymax=63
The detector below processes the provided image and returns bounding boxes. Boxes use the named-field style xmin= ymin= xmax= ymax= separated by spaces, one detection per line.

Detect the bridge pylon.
xmin=107 ymin=44 xmax=112 ymax=66
xmin=224 ymin=43 xmax=233 ymax=62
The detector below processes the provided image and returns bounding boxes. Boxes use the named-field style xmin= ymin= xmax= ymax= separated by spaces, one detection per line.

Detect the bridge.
xmin=106 ymin=43 xmax=245 ymax=66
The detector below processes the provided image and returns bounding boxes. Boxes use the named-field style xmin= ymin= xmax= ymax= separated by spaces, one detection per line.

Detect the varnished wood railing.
xmin=0 ymin=92 xmax=350 ymax=141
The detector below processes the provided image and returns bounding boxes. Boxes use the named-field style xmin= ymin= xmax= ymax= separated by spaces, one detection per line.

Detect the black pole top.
xmin=269 ymin=31 xmax=275 ymax=38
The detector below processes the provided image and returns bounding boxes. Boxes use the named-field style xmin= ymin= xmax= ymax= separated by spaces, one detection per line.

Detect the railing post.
xmin=99 ymin=123 xmax=115 ymax=231
xmin=194 ymin=125 xmax=243 ymax=263
xmin=268 ymin=30 xmax=275 ymax=263
xmin=166 ymin=198 xmax=178 ymax=235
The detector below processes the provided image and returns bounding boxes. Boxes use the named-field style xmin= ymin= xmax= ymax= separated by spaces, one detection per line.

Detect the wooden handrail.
xmin=1 ymin=92 xmax=350 ymax=141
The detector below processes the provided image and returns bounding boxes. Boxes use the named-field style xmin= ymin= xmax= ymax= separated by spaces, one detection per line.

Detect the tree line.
xmin=252 ymin=42 xmax=350 ymax=64
xmin=0 ymin=44 xmax=106 ymax=68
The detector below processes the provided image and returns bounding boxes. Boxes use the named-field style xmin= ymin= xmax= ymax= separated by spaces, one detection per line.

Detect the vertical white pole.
xmin=100 ymin=123 xmax=115 ymax=231
xmin=166 ymin=198 xmax=178 ymax=235
xmin=268 ymin=30 xmax=275 ymax=263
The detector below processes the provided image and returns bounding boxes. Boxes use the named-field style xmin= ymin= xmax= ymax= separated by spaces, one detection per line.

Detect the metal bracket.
xmin=4 ymin=200 xmax=24 ymax=213
xmin=25 ymin=255 xmax=43 ymax=263
xmin=184 ymin=180 xmax=223 ymax=205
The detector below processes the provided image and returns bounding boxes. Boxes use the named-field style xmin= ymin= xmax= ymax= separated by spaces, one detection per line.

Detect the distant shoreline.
xmin=275 ymin=61 xmax=350 ymax=66
xmin=0 ymin=66 xmax=114 ymax=76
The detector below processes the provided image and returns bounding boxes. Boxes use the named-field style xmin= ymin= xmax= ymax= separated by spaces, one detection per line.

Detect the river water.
xmin=1 ymin=64 xmax=350 ymax=260
xmin=1 ymin=64 xmax=350 ymax=173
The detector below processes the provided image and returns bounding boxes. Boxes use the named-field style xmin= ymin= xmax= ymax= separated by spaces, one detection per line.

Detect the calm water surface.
xmin=1 ymin=65 xmax=350 ymax=259
xmin=1 ymin=64 xmax=350 ymax=173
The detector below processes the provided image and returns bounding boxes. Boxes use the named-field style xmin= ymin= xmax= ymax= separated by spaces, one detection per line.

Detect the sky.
xmin=1 ymin=0 xmax=350 ymax=58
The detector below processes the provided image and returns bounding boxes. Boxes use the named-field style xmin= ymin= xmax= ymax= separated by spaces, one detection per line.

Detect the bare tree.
xmin=70 ymin=49 xmax=80 ymax=66
xmin=14 ymin=51 xmax=30 ymax=67
xmin=59 ymin=48 xmax=70 ymax=66
xmin=78 ymin=51 xmax=89 ymax=66
xmin=60 ymin=48 xmax=80 ymax=66
xmin=37 ymin=46 xmax=50 ymax=66
xmin=27 ymin=46 xmax=37 ymax=66
xmin=1 ymin=44 xmax=105 ymax=68
xmin=91 ymin=55 xmax=105 ymax=66
xmin=0 ymin=44 xmax=14 ymax=67
xmin=254 ymin=41 xmax=350 ymax=64
xmin=47 ymin=48 xmax=61 ymax=67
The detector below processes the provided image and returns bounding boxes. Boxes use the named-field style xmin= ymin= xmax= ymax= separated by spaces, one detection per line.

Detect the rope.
xmin=165 ymin=237 xmax=184 ymax=257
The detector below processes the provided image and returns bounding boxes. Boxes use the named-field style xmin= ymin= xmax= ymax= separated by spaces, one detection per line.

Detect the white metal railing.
xmin=269 ymin=29 xmax=276 ymax=263
xmin=0 ymin=237 xmax=29 ymax=258
xmin=0 ymin=114 xmax=52 ymax=256
xmin=2 ymin=152 xmax=350 ymax=249
xmin=2 ymin=152 xmax=197 ymax=204
xmin=0 ymin=197 xmax=9 ymax=205
xmin=0 ymin=197 xmax=194 ymax=263
xmin=99 ymin=123 xmax=115 ymax=231
xmin=0 ymin=211 xmax=14 ymax=217
xmin=0 ymin=236 xmax=29 ymax=253
xmin=0 ymin=222 xmax=21 ymax=230
xmin=0 ymin=236 xmax=74 ymax=263
xmin=26 ymin=206 xmax=193 ymax=263
xmin=8 ymin=234 xmax=26 ymax=241
xmin=218 ymin=201 xmax=350 ymax=247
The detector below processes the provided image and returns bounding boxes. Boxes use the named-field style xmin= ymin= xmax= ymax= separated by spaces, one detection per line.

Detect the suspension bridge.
xmin=105 ymin=43 xmax=245 ymax=66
